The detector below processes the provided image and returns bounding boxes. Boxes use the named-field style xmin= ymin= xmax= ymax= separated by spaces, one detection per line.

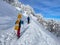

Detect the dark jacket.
xmin=19 ymin=20 xmax=21 ymax=28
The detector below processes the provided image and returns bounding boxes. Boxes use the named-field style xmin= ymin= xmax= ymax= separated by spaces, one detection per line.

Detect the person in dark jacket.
xmin=27 ymin=16 xmax=30 ymax=24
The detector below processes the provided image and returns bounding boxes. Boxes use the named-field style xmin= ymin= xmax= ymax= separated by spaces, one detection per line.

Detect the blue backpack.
xmin=21 ymin=20 xmax=24 ymax=24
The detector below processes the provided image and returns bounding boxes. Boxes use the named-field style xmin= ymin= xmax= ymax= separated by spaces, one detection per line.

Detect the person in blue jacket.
xmin=27 ymin=16 xmax=30 ymax=24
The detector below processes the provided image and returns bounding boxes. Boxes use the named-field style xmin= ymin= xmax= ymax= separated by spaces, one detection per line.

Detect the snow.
xmin=0 ymin=0 xmax=18 ymax=30
xmin=15 ymin=17 xmax=60 ymax=45
xmin=15 ymin=7 xmax=21 ymax=11
xmin=0 ymin=0 xmax=60 ymax=45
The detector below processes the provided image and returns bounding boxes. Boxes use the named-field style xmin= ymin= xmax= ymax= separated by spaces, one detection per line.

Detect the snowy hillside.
xmin=0 ymin=0 xmax=60 ymax=45
xmin=15 ymin=15 xmax=60 ymax=45
xmin=36 ymin=14 xmax=60 ymax=38
xmin=0 ymin=0 xmax=18 ymax=30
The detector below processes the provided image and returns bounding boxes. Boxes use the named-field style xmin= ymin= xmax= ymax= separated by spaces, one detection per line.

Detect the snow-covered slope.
xmin=14 ymin=15 xmax=60 ymax=45
xmin=0 ymin=0 xmax=60 ymax=45
xmin=0 ymin=0 xmax=18 ymax=30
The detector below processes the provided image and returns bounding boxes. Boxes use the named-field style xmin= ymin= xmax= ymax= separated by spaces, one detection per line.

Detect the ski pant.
xmin=17 ymin=27 xmax=20 ymax=38
xmin=28 ymin=20 xmax=30 ymax=24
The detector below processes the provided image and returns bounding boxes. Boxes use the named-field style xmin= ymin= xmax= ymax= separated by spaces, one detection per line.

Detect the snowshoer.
xmin=14 ymin=13 xmax=22 ymax=38
xmin=27 ymin=16 xmax=30 ymax=24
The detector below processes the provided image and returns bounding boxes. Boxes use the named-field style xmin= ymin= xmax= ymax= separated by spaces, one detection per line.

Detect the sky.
xmin=19 ymin=0 xmax=60 ymax=20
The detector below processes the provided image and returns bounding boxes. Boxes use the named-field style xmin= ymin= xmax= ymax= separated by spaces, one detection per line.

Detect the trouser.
xmin=17 ymin=27 xmax=20 ymax=38
xmin=28 ymin=20 xmax=30 ymax=24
